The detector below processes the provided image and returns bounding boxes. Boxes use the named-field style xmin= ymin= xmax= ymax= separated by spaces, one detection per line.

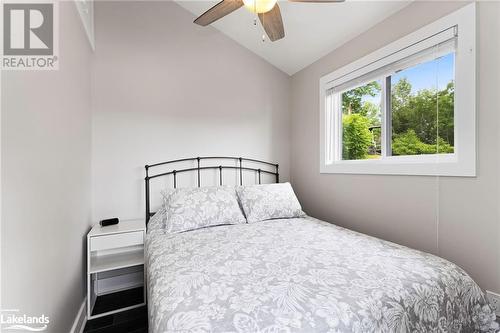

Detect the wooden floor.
xmin=84 ymin=305 xmax=147 ymax=333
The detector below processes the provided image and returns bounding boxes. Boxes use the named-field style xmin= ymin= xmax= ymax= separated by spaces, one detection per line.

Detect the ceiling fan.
xmin=194 ymin=0 xmax=345 ymax=42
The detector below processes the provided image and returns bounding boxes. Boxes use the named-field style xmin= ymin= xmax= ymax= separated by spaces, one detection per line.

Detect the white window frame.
xmin=319 ymin=3 xmax=476 ymax=177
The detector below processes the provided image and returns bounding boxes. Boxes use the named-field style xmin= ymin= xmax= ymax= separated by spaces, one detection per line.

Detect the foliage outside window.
xmin=339 ymin=52 xmax=455 ymax=161
xmin=320 ymin=5 xmax=476 ymax=176
xmin=341 ymin=81 xmax=381 ymax=160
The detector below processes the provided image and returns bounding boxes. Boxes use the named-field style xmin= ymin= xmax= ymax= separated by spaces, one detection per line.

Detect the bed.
xmin=144 ymin=157 xmax=498 ymax=333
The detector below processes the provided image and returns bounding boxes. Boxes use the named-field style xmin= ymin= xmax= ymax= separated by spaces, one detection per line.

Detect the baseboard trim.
xmin=70 ymin=297 xmax=87 ymax=333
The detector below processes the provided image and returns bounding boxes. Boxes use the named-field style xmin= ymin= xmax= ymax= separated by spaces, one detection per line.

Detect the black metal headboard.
xmin=145 ymin=156 xmax=279 ymax=224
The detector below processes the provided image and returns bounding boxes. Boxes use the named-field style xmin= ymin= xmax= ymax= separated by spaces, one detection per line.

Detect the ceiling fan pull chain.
xmin=253 ymin=0 xmax=257 ymax=26
xmin=262 ymin=12 xmax=266 ymax=42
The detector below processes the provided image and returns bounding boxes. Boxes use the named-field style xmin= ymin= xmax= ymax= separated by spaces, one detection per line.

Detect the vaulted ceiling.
xmin=176 ymin=1 xmax=412 ymax=75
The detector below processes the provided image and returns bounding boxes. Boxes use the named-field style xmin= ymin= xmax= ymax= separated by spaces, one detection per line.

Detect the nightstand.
xmin=87 ymin=219 xmax=146 ymax=319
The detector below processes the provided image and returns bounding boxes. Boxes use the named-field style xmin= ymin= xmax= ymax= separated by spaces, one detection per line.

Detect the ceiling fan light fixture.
xmin=242 ymin=0 xmax=277 ymax=14
xmin=194 ymin=0 xmax=345 ymax=42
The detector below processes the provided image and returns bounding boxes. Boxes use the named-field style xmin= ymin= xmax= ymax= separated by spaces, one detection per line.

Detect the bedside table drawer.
xmin=90 ymin=231 xmax=143 ymax=251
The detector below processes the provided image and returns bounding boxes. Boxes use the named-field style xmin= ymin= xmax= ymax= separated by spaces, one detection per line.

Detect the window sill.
xmin=320 ymin=154 xmax=475 ymax=177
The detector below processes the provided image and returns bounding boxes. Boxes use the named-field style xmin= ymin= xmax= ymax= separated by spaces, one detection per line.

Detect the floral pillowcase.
xmin=162 ymin=186 xmax=246 ymax=233
xmin=236 ymin=182 xmax=305 ymax=223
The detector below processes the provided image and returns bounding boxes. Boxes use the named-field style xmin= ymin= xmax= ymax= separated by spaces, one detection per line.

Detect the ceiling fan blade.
xmin=258 ymin=4 xmax=285 ymax=42
xmin=288 ymin=0 xmax=345 ymax=2
xmin=194 ymin=0 xmax=244 ymax=26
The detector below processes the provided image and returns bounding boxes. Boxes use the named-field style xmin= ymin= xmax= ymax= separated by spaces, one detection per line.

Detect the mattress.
xmin=146 ymin=215 xmax=498 ymax=333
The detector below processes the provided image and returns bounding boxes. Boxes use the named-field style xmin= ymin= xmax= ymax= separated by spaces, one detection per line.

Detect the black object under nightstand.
xmin=83 ymin=302 xmax=147 ymax=333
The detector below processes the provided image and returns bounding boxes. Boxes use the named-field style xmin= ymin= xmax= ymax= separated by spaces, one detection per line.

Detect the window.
xmin=320 ymin=4 xmax=475 ymax=176
xmin=335 ymin=49 xmax=455 ymax=161
xmin=340 ymin=80 xmax=382 ymax=160
xmin=390 ymin=52 xmax=455 ymax=157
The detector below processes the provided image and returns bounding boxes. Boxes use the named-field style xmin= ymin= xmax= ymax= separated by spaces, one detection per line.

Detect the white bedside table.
xmin=87 ymin=219 xmax=146 ymax=319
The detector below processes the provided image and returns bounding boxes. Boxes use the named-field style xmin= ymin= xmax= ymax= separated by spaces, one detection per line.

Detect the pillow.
xmin=147 ymin=206 xmax=167 ymax=233
xmin=236 ymin=182 xmax=305 ymax=223
xmin=163 ymin=186 xmax=246 ymax=233
xmin=160 ymin=188 xmax=175 ymax=206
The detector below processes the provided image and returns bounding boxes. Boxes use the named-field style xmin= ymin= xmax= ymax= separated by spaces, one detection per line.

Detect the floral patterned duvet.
xmin=146 ymin=215 xmax=498 ymax=333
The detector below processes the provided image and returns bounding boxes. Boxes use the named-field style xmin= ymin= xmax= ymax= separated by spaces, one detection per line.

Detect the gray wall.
xmin=91 ymin=1 xmax=291 ymax=220
xmin=1 ymin=2 xmax=92 ymax=332
xmin=290 ymin=1 xmax=500 ymax=293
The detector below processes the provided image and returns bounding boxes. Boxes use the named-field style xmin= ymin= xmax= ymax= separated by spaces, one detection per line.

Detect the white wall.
xmin=91 ymin=1 xmax=291 ymax=220
xmin=290 ymin=1 xmax=500 ymax=292
xmin=1 ymin=2 xmax=92 ymax=332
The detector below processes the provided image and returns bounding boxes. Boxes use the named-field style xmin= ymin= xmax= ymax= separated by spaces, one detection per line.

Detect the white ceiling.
xmin=176 ymin=1 xmax=411 ymax=75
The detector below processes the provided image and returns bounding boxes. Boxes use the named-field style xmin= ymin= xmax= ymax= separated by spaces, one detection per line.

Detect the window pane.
xmin=391 ymin=52 xmax=455 ymax=156
xmin=341 ymin=80 xmax=382 ymax=160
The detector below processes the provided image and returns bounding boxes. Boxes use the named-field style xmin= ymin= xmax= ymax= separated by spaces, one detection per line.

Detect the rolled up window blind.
xmin=326 ymin=25 xmax=457 ymax=93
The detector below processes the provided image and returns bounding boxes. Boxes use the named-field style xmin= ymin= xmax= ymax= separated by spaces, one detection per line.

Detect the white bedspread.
xmin=146 ymin=215 xmax=498 ymax=333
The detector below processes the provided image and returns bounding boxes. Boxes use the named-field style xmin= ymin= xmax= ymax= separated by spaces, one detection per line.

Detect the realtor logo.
xmin=4 ymin=3 xmax=53 ymax=55
xmin=0 ymin=309 xmax=50 ymax=331
xmin=1 ymin=1 xmax=58 ymax=70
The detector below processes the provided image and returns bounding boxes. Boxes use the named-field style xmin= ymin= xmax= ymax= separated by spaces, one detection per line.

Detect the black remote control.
xmin=100 ymin=218 xmax=119 ymax=227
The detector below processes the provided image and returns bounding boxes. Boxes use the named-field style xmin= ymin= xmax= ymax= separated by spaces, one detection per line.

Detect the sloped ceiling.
xmin=176 ymin=1 xmax=412 ymax=75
